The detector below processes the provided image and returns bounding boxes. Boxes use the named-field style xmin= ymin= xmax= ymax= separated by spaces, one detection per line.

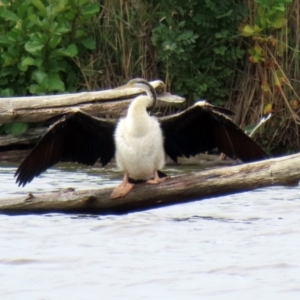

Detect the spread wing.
xmin=159 ymin=101 xmax=268 ymax=163
xmin=15 ymin=111 xmax=116 ymax=186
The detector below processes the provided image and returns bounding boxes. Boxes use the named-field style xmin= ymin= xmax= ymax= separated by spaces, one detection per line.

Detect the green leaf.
xmin=48 ymin=73 xmax=65 ymax=91
xmin=6 ymin=122 xmax=29 ymax=136
xmin=29 ymin=84 xmax=46 ymax=95
xmin=28 ymin=14 xmax=42 ymax=27
xmin=53 ymin=0 xmax=67 ymax=14
xmin=25 ymin=41 xmax=44 ymax=54
xmin=75 ymin=29 xmax=85 ymax=39
xmin=240 ymin=24 xmax=255 ymax=37
xmin=1 ymin=53 xmax=16 ymax=67
xmin=49 ymin=35 xmax=62 ymax=49
xmin=0 ymin=68 xmax=15 ymax=78
xmin=57 ymin=44 xmax=78 ymax=57
xmin=0 ymin=10 xmax=20 ymax=22
xmin=214 ymin=46 xmax=227 ymax=55
xmin=19 ymin=56 xmax=37 ymax=71
xmin=176 ymin=30 xmax=194 ymax=42
xmin=21 ymin=57 xmax=36 ymax=66
xmin=28 ymin=58 xmax=43 ymax=67
xmin=8 ymin=47 xmax=19 ymax=57
xmin=32 ymin=70 xmax=48 ymax=86
xmin=243 ymin=124 xmax=256 ymax=135
xmin=65 ymin=44 xmax=78 ymax=57
xmin=56 ymin=25 xmax=71 ymax=34
xmin=17 ymin=2 xmax=31 ymax=19
xmin=0 ymin=36 xmax=12 ymax=46
xmin=274 ymin=5 xmax=286 ymax=12
xmin=253 ymin=25 xmax=262 ymax=33
xmin=272 ymin=17 xmax=287 ymax=28
xmin=65 ymin=11 xmax=76 ymax=21
xmin=215 ymin=30 xmax=229 ymax=39
xmin=18 ymin=63 xmax=28 ymax=72
xmin=0 ymin=88 xmax=14 ymax=97
xmin=79 ymin=0 xmax=89 ymax=5
xmin=31 ymin=0 xmax=46 ymax=16
xmin=81 ymin=38 xmax=96 ymax=50
xmin=216 ymin=10 xmax=233 ymax=19
xmin=82 ymin=3 xmax=100 ymax=15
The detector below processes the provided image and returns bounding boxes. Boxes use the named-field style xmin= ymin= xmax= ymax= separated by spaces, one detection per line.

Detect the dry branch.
xmin=0 ymin=153 xmax=299 ymax=215
xmin=0 ymin=80 xmax=184 ymax=124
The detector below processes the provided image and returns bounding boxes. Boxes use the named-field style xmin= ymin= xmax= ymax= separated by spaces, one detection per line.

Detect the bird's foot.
xmin=110 ymin=182 xmax=134 ymax=200
xmin=146 ymin=176 xmax=168 ymax=185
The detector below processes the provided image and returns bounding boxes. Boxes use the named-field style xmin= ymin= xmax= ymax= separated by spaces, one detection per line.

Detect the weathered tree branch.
xmin=0 ymin=80 xmax=184 ymax=123
xmin=0 ymin=153 xmax=299 ymax=215
xmin=0 ymin=128 xmax=46 ymax=147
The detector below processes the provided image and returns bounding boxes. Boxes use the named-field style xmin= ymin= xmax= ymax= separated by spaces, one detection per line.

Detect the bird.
xmin=15 ymin=78 xmax=268 ymax=199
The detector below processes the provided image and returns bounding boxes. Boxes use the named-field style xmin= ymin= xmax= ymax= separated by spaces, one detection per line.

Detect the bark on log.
xmin=0 ymin=153 xmax=299 ymax=215
xmin=0 ymin=149 xmax=31 ymax=162
xmin=0 ymin=128 xmax=46 ymax=147
xmin=0 ymin=80 xmax=184 ymax=124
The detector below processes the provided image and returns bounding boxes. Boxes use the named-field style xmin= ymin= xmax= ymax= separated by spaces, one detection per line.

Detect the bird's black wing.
xmin=15 ymin=111 xmax=116 ymax=186
xmin=159 ymin=101 xmax=268 ymax=163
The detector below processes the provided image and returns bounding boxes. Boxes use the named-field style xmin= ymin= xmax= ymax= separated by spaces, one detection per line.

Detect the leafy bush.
xmin=152 ymin=0 xmax=247 ymax=105
xmin=0 ymin=0 xmax=99 ymax=96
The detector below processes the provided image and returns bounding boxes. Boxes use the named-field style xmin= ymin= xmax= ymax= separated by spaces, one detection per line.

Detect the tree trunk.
xmin=0 ymin=153 xmax=299 ymax=215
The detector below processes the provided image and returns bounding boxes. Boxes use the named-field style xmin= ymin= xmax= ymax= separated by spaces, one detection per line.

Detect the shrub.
xmin=152 ymin=0 xmax=247 ymax=105
xmin=0 ymin=0 xmax=99 ymax=96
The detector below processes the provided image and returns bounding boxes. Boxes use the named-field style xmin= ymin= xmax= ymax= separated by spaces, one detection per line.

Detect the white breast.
xmin=114 ymin=96 xmax=165 ymax=180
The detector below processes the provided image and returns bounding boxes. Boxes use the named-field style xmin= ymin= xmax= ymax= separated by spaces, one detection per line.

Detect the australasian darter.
xmin=15 ymin=78 xmax=268 ymax=199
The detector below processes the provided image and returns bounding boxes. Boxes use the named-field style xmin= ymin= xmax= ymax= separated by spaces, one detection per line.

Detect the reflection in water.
xmin=0 ymin=164 xmax=300 ymax=299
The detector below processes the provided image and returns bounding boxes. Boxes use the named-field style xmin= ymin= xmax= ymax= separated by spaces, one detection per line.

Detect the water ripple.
xmin=0 ymin=164 xmax=300 ymax=299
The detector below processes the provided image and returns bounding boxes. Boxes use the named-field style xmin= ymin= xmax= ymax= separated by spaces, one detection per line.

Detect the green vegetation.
xmin=236 ymin=0 xmax=299 ymax=154
xmin=0 ymin=0 xmax=299 ymax=154
xmin=152 ymin=0 xmax=247 ymax=105
xmin=0 ymin=0 xmax=99 ymax=96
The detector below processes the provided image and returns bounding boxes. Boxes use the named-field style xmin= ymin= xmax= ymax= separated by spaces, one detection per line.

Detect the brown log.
xmin=0 ymin=128 xmax=46 ymax=147
xmin=0 ymin=149 xmax=31 ymax=162
xmin=0 ymin=153 xmax=299 ymax=215
xmin=0 ymin=80 xmax=184 ymax=123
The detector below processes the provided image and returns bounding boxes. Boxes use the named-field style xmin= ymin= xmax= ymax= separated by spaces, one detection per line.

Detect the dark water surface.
xmin=0 ymin=165 xmax=300 ymax=299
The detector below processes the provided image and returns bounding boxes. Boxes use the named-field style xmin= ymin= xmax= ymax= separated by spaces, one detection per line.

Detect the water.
xmin=0 ymin=164 xmax=300 ymax=299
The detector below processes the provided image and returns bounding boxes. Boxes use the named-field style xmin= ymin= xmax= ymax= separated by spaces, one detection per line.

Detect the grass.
xmin=75 ymin=0 xmax=159 ymax=90
xmin=227 ymin=0 xmax=300 ymax=154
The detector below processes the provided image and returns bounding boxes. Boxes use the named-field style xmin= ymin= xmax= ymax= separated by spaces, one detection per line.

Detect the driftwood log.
xmin=0 ymin=80 xmax=184 ymax=162
xmin=0 ymin=80 xmax=184 ymax=124
xmin=0 ymin=153 xmax=299 ymax=215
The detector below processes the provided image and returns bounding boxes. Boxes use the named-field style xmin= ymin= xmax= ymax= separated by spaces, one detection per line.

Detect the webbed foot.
xmin=110 ymin=172 xmax=134 ymax=199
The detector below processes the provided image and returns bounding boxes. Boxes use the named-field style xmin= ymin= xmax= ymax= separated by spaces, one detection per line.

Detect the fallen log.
xmin=0 ymin=80 xmax=184 ymax=123
xmin=0 ymin=153 xmax=299 ymax=215
xmin=0 ymin=128 xmax=46 ymax=147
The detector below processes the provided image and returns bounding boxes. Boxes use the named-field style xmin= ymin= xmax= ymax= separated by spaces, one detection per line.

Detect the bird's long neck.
xmin=144 ymin=83 xmax=157 ymax=111
xmin=126 ymin=96 xmax=153 ymax=135
xmin=124 ymin=80 xmax=157 ymax=135
xmin=128 ymin=95 xmax=152 ymax=116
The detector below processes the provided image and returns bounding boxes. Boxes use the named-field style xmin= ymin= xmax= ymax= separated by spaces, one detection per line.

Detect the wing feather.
xmin=15 ymin=111 xmax=116 ymax=186
xmin=159 ymin=102 xmax=267 ymax=163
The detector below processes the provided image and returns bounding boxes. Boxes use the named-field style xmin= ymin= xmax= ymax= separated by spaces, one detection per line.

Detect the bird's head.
xmin=116 ymin=78 xmax=157 ymax=111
